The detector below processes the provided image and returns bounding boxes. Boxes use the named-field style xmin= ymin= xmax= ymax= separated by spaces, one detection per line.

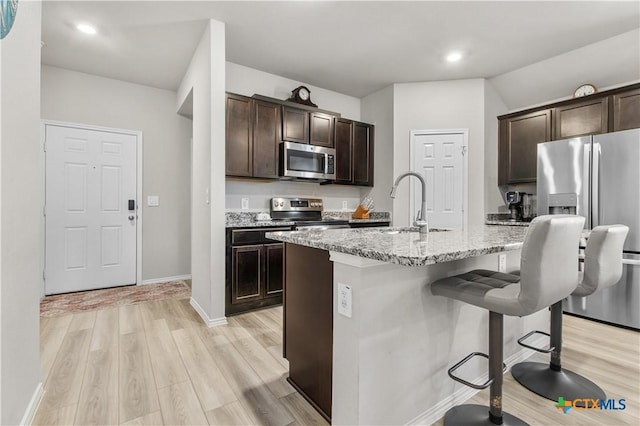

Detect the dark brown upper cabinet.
xmin=226 ymin=93 xmax=253 ymax=177
xmin=554 ymin=97 xmax=608 ymax=139
xmin=226 ymin=92 xmax=377 ymax=184
xmin=333 ymin=118 xmax=374 ymax=187
xmin=353 ymin=122 xmax=374 ymax=186
xmin=612 ymin=87 xmax=640 ymax=131
xmin=497 ymin=83 xmax=640 ymax=185
xmin=498 ymin=109 xmax=552 ymax=184
xmin=334 ymin=118 xmax=353 ymax=183
xmin=253 ymin=100 xmax=281 ymax=178
xmin=310 ymin=112 xmax=335 ymax=148
xmin=226 ymin=93 xmax=281 ymax=179
xmin=282 ymin=107 xmax=309 ymax=144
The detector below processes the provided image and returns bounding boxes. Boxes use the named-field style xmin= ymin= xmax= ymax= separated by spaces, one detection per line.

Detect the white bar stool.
xmin=430 ymin=215 xmax=585 ymax=425
xmin=511 ymin=224 xmax=629 ymax=404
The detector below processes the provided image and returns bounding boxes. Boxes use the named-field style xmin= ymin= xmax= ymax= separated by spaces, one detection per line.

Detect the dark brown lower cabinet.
xmin=226 ymin=228 xmax=288 ymax=316
xmin=284 ymin=243 xmax=333 ymax=421
xmin=231 ymin=245 xmax=262 ymax=304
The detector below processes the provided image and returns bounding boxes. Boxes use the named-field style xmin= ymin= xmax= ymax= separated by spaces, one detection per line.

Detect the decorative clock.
xmin=573 ymin=83 xmax=597 ymax=98
xmin=0 ymin=0 xmax=19 ymax=40
xmin=288 ymin=86 xmax=317 ymax=107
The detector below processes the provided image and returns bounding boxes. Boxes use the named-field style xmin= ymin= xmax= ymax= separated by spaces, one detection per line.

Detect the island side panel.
xmin=284 ymin=243 xmax=334 ymax=420
xmin=331 ymin=250 xmax=548 ymax=425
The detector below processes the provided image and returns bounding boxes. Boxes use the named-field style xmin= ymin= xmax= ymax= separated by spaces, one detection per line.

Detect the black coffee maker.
xmin=505 ymin=191 xmax=525 ymax=221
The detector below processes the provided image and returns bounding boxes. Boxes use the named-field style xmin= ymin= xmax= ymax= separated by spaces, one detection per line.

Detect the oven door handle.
xmin=622 ymin=258 xmax=640 ymax=266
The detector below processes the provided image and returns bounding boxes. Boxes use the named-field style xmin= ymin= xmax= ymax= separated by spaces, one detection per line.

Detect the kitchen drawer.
xmin=231 ymin=227 xmax=291 ymax=246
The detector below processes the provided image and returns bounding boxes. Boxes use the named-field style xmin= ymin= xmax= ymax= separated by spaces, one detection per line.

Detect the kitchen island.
xmin=266 ymin=225 xmax=548 ymax=425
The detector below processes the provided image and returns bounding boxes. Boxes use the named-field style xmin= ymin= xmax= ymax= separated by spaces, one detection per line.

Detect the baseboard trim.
xmin=141 ymin=274 xmax=192 ymax=285
xmin=20 ymin=381 xmax=43 ymax=425
xmin=190 ymin=297 xmax=227 ymax=328
xmin=407 ymin=335 xmax=547 ymax=425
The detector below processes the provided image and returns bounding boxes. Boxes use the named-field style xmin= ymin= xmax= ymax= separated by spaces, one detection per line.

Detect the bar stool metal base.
xmin=443 ymin=404 xmax=528 ymax=426
xmin=511 ymin=362 xmax=606 ymax=403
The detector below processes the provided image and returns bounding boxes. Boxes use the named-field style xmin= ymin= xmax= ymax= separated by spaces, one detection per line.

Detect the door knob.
xmin=128 ymin=215 xmax=135 ymax=221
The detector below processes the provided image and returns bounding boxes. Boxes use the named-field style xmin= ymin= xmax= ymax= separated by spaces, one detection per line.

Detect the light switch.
xmin=147 ymin=195 xmax=159 ymax=207
xmin=338 ymin=283 xmax=352 ymax=318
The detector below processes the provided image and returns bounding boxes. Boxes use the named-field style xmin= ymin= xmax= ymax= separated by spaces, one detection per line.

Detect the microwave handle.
xmin=324 ymin=152 xmax=329 ymax=174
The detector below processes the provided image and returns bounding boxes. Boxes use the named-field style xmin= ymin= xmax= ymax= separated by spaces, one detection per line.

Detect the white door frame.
xmin=409 ymin=129 xmax=469 ymax=228
xmin=41 ymin=120 xmax=143 ymax=292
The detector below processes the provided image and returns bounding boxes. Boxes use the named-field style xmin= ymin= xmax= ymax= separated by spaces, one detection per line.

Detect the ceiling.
xmin=41 ymin=1 xmax=640 ymax=98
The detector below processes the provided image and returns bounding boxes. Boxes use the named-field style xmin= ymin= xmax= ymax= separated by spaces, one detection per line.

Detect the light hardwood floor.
xmin=35 ymin=298 xmax=639 ymax=425
xmin=35 ymin=299 xmax=327 ymax=426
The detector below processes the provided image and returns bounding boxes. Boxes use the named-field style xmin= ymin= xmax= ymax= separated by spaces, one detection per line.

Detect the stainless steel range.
xmin=270 ymin=197 xmax=349 ymax=230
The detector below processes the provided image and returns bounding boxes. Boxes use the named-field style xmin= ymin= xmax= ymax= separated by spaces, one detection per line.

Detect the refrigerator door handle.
xmin=583 ymin=143 xmax=592 ymax=228
xmin=591 ymin=142 xmax=601 ymax=228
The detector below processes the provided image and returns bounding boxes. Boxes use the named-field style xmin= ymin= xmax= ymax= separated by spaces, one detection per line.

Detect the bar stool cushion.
xmin=573 ymin=224 xmax=629 ymax=297
xmin=431 ymin=215 xmax=585 ymax=317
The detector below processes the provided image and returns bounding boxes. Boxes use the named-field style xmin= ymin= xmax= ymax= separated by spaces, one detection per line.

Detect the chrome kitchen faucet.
xmin=390 ymin=172 xmax=429 ymax=234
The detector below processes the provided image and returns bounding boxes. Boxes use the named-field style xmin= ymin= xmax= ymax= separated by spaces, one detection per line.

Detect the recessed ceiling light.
xmin=76 ymin=23 xmax=97 ymax=35
xmin=446 ymin=52 xmax=462 ymax=63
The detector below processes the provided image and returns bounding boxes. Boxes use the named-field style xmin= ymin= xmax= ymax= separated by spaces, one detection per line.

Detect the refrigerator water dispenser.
xmin=547 ymin=193 xmax=577 ymax=215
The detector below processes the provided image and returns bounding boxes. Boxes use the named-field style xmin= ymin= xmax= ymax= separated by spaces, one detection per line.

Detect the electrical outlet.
xmin=499 ymin=254 xmax=507 ymax=273
xmin=241 ymin=198 xmax=249 ymax=210
xmin=338 ymin=283 xmax=352 ymax=318
xmin=147 ymin=195 xmax=159 ymax=207
xmin=342 ymin=200 xmax=348 ymax=210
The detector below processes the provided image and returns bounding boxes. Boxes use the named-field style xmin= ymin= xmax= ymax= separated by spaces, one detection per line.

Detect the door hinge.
xmin=43 ymin=270 xmax=46 ymax=281
xmin=43 ymin=205 xmax=46 ymax=216
xmin=43 ymin=141 xmax=46 ymax=152
xmin=461 ymin=146 xmax=467 ymax=156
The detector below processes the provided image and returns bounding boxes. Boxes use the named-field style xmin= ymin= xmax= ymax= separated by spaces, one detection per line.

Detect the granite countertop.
xmin=485 ymin=213 xmax=531 ymax=227
xmin=485 ymin=220 xmax=530 ymax=227
xmin=266 ymin=225 xmax=528 ymax=267
xmin=348 ymin=218 xmax=391 ymax=224
xmin=225 ymin=211 xmax=391 ymax=228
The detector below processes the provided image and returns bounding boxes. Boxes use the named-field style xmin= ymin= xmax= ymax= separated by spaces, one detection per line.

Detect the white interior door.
xmin=411 ymin=130 xmax=466 ymax=229
xmin=45 ymin=124 xmax=137 ymax=294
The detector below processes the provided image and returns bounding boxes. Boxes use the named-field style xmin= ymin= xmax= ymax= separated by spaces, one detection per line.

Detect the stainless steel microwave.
xmin=279 ymin=141 xmax=336 ymax=180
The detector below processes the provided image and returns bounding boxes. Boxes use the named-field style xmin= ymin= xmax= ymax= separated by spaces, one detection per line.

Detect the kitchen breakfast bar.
xmin=266 ymin=225 xmax=549 ymax=425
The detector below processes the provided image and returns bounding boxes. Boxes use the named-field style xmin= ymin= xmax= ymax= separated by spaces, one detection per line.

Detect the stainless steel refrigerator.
xmin=537 ymin=128 xmax=640 ymax=329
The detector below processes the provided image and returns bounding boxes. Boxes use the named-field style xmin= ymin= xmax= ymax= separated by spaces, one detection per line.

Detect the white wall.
xmin=226 ymin=62 xmax=361 ymax=121
xmin=0 ymin=1 xmax=44 ymax=424
xmin=393 ymin=80 xmax=486 ymax=227
xmin=361 ymin=85 xmax=394 ymax=213
xmin=225 ymin=62 xmax=364 ymax=211
xmin=40 ymin=65 xmax=192 ymax=282
xmin=483 ymin=80 xmax=509 ymax=214
xmin=177 ymin=19 xmax=227 ymax=325
xmin=226 ymin=180 xmax=362 ymax=212
xmin=491 ymin=29 xmax=640 ymax=112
